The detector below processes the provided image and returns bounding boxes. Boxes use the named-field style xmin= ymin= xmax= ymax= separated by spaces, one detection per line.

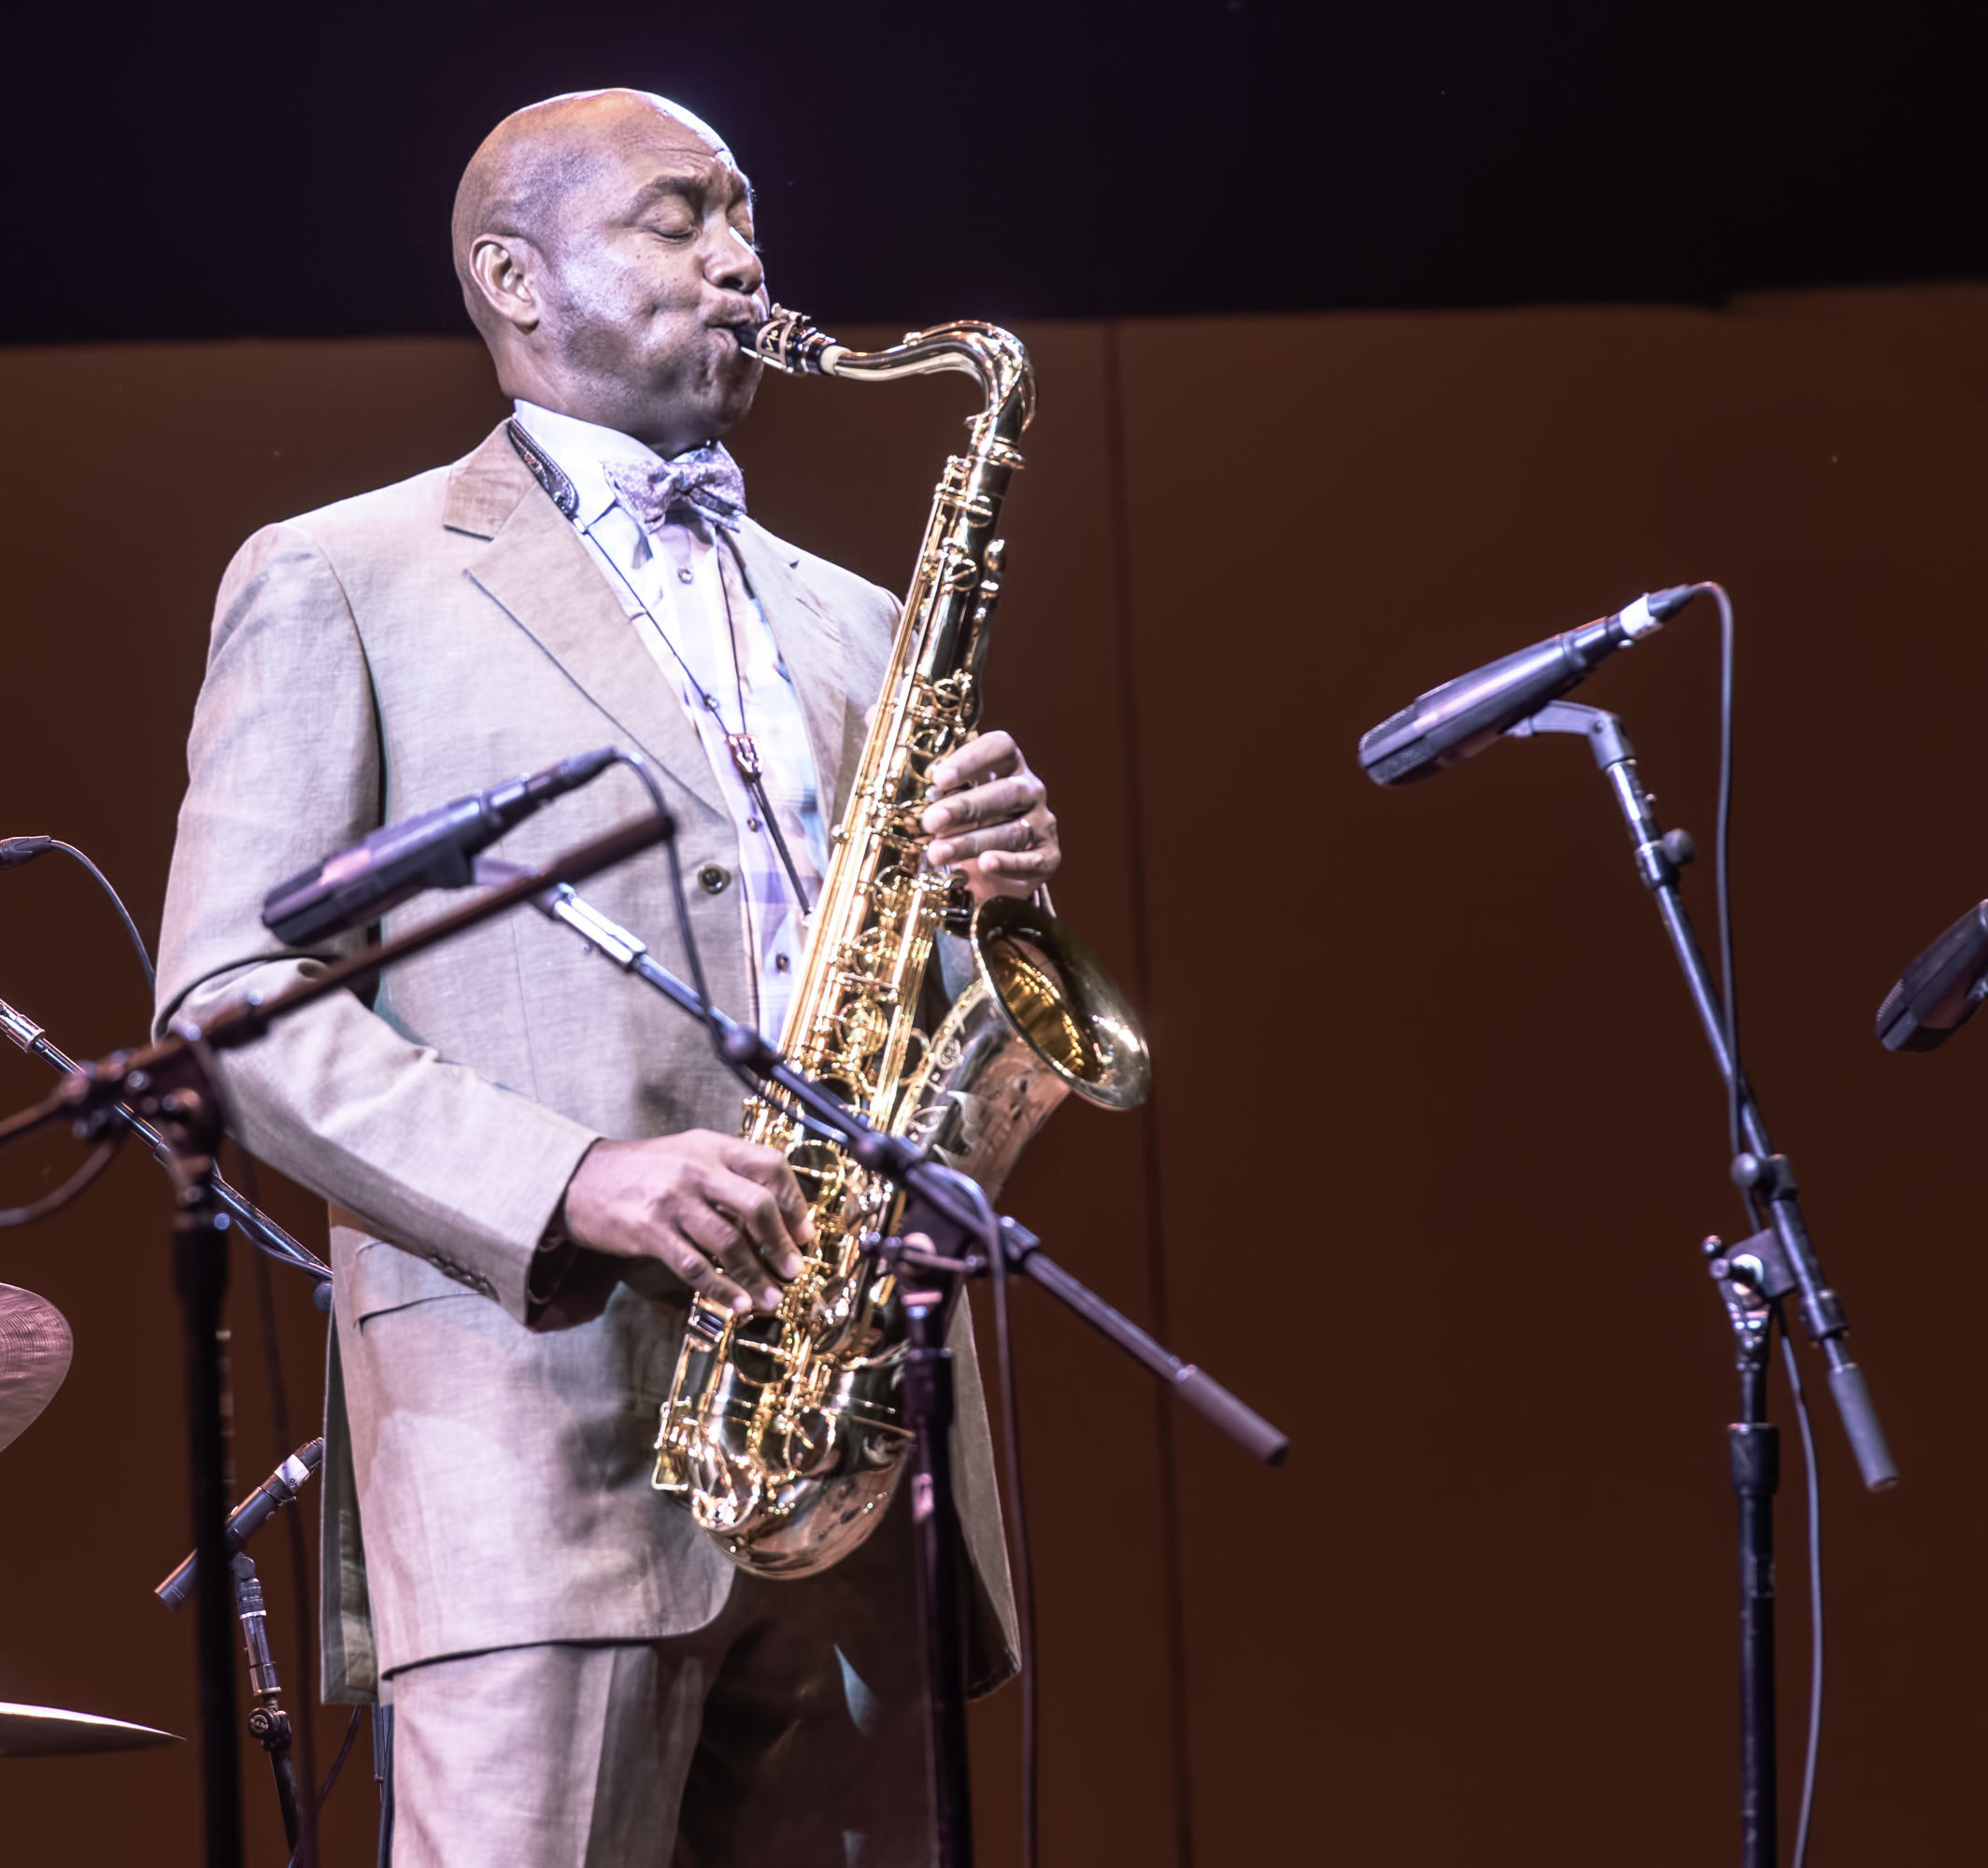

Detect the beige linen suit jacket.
xmin=154 ymin=423 xmax=1016 ymax=1701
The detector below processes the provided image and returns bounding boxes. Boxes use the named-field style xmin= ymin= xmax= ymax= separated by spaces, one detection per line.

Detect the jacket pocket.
xmin=343 ymin=1234 xmax=490 ymax=1326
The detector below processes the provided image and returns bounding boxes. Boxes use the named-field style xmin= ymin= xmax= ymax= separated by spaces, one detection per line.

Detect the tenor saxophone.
xmin=652 ymin=307 xmax=1152 ymax=1576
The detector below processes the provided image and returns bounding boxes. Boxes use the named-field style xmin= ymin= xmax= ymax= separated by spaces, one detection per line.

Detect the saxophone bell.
xmin=891 ymin=894 xmax=1151 ymax=1200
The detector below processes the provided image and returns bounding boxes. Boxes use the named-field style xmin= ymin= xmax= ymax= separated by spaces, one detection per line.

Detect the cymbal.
xmin=0 ymin=1701 xmax=179 ymax=1758
xmin=0 ymin=1283 xmax=71 ymax=1454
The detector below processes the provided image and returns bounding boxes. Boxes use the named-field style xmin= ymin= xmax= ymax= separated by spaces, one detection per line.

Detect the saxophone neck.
xmin=746 ymin=305 xmax=1035 ymax=435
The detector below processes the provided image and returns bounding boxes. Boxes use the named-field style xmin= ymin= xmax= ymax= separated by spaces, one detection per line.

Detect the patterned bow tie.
xmin=604 ymin=443 xmax=748 ymax=532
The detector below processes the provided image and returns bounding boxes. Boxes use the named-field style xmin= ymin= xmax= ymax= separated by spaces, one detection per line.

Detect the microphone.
xmin=1875 ymin=900 xmax=1988 ymax=1052
xmin=263 ymin=748 xmax=625 ymax=945
xmin=1357 ymin=586 xmax=1700 ymax=785
xmin=155 ymin=1438 xmax=324 ymax=1610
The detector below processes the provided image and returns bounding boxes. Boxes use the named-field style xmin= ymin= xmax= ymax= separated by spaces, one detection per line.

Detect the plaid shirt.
xmin=512 ymin=403 xmax=826 ymax=1042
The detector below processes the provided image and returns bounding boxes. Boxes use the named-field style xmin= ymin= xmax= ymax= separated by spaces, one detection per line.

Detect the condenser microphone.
xmin=156 ymin=1438 xmax=325 ymax=1610
xmin=1357 ymin=586 xmax=1700 ymax=785
xmin=263 ymin=747 xmax=625 ymax=945
xmin=1875 ymin=900 xmax=1988 ymax=1052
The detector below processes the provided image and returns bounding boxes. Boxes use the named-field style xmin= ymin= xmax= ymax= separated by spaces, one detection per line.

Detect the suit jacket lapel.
xmin=730 ymin=522 xmax=855 ymax=818
xmin=444 ymin=427 xmax=729 ymax=821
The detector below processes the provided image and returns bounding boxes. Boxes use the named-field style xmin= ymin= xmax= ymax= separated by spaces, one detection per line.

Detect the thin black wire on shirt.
xmin=589 ymin=531 xmax=813 ymax=914
xmin=708 ymin=546 xmax=815 ymax=916
xmin=587 ymin=514 xmax=753 ymax=729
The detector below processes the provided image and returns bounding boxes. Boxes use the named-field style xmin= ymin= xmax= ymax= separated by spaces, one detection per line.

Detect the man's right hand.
xmin=560 ymin=1132 xmax=814 ymax=1314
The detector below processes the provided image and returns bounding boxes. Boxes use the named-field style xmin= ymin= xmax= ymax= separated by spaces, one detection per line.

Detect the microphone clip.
xmin=1502 ymin=699 xmax=1634 ymax=769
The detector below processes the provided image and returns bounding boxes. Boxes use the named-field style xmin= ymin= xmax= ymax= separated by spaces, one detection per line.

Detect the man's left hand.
xmin=920 ymin=729 xmax=1059 ymax=902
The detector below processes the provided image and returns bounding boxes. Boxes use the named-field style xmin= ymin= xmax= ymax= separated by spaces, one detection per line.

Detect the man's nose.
xmin=709 ymin=228 xmax=763 ymax=298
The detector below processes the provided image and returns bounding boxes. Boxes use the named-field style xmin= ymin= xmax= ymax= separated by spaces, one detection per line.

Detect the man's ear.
xmin=469 ymin=234 xmax=542 ymax=333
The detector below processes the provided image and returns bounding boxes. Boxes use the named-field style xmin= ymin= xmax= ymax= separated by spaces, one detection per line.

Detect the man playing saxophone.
xmin=157 ymin=88 xmax=1059 ymax=1864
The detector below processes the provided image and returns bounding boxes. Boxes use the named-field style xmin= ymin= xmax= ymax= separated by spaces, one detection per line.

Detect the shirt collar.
xmin=512 ymin=400 xmax=661 ymax=532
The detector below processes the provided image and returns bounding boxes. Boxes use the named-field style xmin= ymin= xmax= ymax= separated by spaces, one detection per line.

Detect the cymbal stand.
xmin=135 ymin=1045 xmax=244 ymax=1868
xmin=231 ymin=1550 xmax=304 ymax=1853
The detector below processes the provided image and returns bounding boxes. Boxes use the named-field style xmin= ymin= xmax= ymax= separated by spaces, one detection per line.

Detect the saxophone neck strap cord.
xmin=526 ymin=440 xmax=816 ymax=920
xmin=712 ymin=554 xmax=814 ymax=917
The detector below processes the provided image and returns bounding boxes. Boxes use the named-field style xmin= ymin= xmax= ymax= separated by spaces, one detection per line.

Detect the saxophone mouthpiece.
xmin=746 ymin=305 xmax=847 ymax=377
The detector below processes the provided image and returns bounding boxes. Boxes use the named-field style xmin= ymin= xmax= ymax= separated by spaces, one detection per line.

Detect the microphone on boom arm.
xmin=1357 ymin=585 xmax=1701 ymax=785
xmin=1875 ymin=900 xmax=1988 ymax=1052
xmin=262 ymin=748 xmax=626 ymax=945
xmin=155 ymin=1439 xmax=325 ymax=1610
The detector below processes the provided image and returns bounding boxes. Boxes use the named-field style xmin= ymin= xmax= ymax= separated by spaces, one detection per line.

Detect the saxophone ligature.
xmin=651 ymin=306 xmax=1152 ymax=1576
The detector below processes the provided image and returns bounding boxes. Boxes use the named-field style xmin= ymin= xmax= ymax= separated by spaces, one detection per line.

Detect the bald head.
xmin=452 ymin=90 xmax=733 ymax=333
xmin=451 ymin=89 xmax=766 ymax=455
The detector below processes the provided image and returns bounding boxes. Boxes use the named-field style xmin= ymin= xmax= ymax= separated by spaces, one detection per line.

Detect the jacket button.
xmin=698 ymin=864 xmax=731 ymax=895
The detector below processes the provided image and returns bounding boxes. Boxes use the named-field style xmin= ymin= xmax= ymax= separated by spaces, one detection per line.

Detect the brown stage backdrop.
xmin=0 ymin=289 xmax=1983 ymax=1864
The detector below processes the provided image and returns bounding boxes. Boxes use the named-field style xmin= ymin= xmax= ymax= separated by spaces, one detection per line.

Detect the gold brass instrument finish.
xmin=652 ymin=308 xmax=1152 ymax=1576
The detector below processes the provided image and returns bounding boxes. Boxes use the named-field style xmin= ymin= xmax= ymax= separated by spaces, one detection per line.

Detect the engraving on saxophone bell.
xmin=651 ymin=306 xmax=1152 ymax=1578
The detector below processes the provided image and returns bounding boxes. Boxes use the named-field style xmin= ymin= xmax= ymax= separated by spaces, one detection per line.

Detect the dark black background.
xmin=8 ymin=0 xmax=1984 ymax=346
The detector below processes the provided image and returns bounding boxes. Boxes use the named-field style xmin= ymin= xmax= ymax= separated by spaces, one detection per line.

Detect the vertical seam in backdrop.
xmin=1101 ymin=318 xmax=1196 ymax=1868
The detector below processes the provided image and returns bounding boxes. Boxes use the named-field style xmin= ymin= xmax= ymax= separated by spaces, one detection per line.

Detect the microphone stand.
xmin=0 ymin=810 xmax=1275 ymax=1868
xmin=0 ymin=814 xmax=670 ymax=1868
xmin=230 ymin=1550 xmax=304 ymax=1853
xmin=1509 ymin=700 xmax=1896 ymax=1868
xmin=525 ymin=879 xmax=1290 ymax=1867
xmin=157 ymin=1438 xmax=327 ymax=1857
xmin=0 ymin=989 xmax=332 ymax=1292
